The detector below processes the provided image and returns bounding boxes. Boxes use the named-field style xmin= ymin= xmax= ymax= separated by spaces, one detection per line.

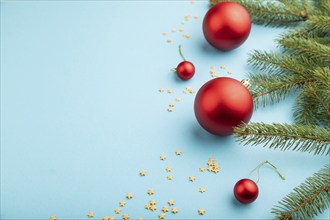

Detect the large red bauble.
xmin=202 ymin=2 xmax=251 ymax=51
xmin=194 ymin=77 xmax=253 ymax=136
xmin=234 ymin=179 xmax=259 ymax=204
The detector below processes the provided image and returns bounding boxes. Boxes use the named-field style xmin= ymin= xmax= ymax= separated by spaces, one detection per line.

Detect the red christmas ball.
xmin=194 ymin=77 xmax=253 ymax=136
xmin=202 ymin=2 xmax=251 ymax=51
xmin=234 ymin=179 xmax=259 ymax=204
xmin=176 ymin=61 xmax=195 ymax=80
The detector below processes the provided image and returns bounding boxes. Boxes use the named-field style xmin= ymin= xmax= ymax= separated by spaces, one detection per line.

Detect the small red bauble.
xmin=194 ymin=77 xmax=253 ymax=136
xmin=234 ymin=179 xmax=259 ymax=204
xmin=202 ymin=2 xmax=251 ymax=51
xmin=177 ymin=61 xmax=195 ymax=80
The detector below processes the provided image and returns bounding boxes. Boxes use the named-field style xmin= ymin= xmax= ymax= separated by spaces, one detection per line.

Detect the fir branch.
xmin=308 ymin=16 xmax=330 ymax=34
xmin=248 ymin=51 xmax=318 ymax=76
xmin=234 ymin=123 xmax=330 ymax=155
xmin=272 ymin=165 xmax=330 ymax=220
xmin=248 ymin=73 xmax=312 ymax=108
xmin=278 ymin=37 xmax=330 ymax=64
xmin=209 ymin=0 xmax=308 ymax=27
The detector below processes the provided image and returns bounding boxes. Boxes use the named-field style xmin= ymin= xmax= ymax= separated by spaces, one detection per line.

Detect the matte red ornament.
xmin=177 ymin=61 xmax=195 ymax=80
xmin=234 ymin=179 xmax=259 ymax=204
xmin=194 ymin=77 xmax=253 ymax=136
xmin=202 ymin=2 xmax=251 ymax=51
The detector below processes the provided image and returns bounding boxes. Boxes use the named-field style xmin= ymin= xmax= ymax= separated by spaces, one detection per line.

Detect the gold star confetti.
xmin=175 ymin=98 xmax=181 ymax=102
xmin=162 ymin=32 xmax=167 ymax=36
xmin=167 ymin=89 xmax=173 ymax=93
xmin=160 ymin=155 xmax=166 ymax=160
xmin=138 ymin=218 xmax=143 ymax=220
xmin=162 ymin=206 xmax=169 ymax=213
xmin=169 ymin=102 xmax=174 ymax=107
xmin=139 ymin=170 xmax=146 ymax=176
xmin=119 ymin=201 xmax=126 ymax=207
xmin=179 ymin=28 xmax=184 ymax=32
xmin=175 ymin=150 xmax=182 ymax=155
xmin=167 ymin=38 xmax=172 ymax=43
xmin=88 ymin=211 xmax=94 ymax=218
xmin=145 ymin=204 xmax=151 ymax=210
xmin=167 ymin=107 xmax=173 ymax=112
xmin=147 ymin=189 xmax=155 ymax=195
xmin=183 ymin=89 xmax=188 ymax=94
xmin=150 ymin=205 xmax=157 ymax=211
xmin=122 ymin=214 xmax=129 ymax=220
xmin=126 ymin=193 xmax=133 ymax=199
xmin=194 ymin=16 xmax=199 ymax=19
xmin=199 ymin=187 xmax=206 ymax=193
xmin=159 ymin=88 xmax=164 ymax=92
xmin=106 ymin=217 xmax=115 ymax=220
xmin=115 ymin=208 xmax=121 ymax=214
xmin=199 ymin=166 xmax=205 ymax=172
xmin=181 ymin=21 xmax=186 ymax=25
xmin=159 ymin=213 xmax=165 ymax=219
xmin=167 ymin=175 xmax=173 ymax=180
xmin=50 ymin=216 xmax=56 ymax=220
xmin=150 ymin=199 xmax=156 ymax=205
xmin=168 ymin=200 xmax=175 ymax=206
xmin=171 ymin=207 xmax=178 ymax=214
xmin=171 ymin=28 xmax=176 ymax=32
xmin=189 ymin=176 xmax=196 ymax=182
xmin=198 ymin=209 xmax=206 ymax=215
xmin=165 ymin=167 xmax=172 ymax=172
xmin=220 ymin=65 xmax=226 ymax=69
xmin=182 ymin=33 xmax=191 ymax=38
xmin=227 ymin=70 xmax=233 ymax=74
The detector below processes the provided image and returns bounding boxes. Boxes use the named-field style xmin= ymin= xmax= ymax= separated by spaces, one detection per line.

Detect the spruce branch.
xmin=248 ymin=72 xmax=312 ymax=108
xmin=278 ymin=37 xmax=330 ymax=64
xmin=209 ymin=0 xmax=308 ymax=27
xmin=234 ymin=123 xmax=330 ymax=155
xmin=272 ymin=165 xmax=330 ymax=220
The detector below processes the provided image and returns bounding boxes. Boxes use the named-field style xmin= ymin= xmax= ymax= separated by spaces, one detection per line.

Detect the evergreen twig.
xmin=234 ymin=123 xmax=330 ymax=155
xmin=272 ymin=165 xmax=330 ymax=220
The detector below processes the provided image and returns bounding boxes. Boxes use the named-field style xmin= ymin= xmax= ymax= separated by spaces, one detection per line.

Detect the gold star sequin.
xmin=198 ymin=209 xmax=206 ymax=215
xmin=199 ymin=187 xmax=206 ymax=193
xmin=189 ymin=176 xmax=196 ymax=182
xmin=109 ymin=217 xmax=115 ymax=220
xmin=126 ymin=193 xmax=133 ymax=199
xmin=175 ymin=150 xmax=182 ymax=155
xmin=175 ymin=98 xmax=181 ymax=102
xmin=159 ymin=88 xmax=164 ymax=92
xmin=119 ymin=201 xmax=126 ymax=207
xmin=167 ymin=89 xmax=173 ymax=94
xmin=199 ymin=166 xmax=205 ymax=172
xmin=122 ymin=214 xmax=129 ymax=220
xmin=150 ymin=205 xmax=157 ymax=211
xmin=149 ymin=199 xmax=156 ymax=205
xmin=160 ymin=155 xmax=166 ymax=160
xmin=162 ymin=206 xmax=169 ymax=213
xmin=171 ymin=207 xmax=178 ymax=214
xmin=169 ymin=102 xmax=174 ymax=107
xmin=147 ymin=189 xmax=155 ymax=195
xmin=165 ymin=167 xmax=172 ymax=172
xmin=168 ymin=200 xmax=175 ymax=206
xmin=145 ymin=204 xmax=151 ymax=210
xmin=167 ymin=107 xmax=173 ymax=112
xmin=115 ymin=208 xmax=121 ymax=214
xmin=159 ymin=213 xmax=165 ymax=219
xmin=138 ymin=218 xmax=143 ymax=220
xmin=139 ymin=170 xmax=146 ymax=176
xmin=220 ymin=65 xmax=226 ymax=69
xmin=50 ymin=216 xmax=56 ymax=220
xmin=167 ymin=175 xmax=173 ymax=180
xmin=88 ymin=211 xmax=94 ymax=218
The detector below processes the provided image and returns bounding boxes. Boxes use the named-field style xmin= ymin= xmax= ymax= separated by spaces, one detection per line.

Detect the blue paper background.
xmin=1 ymin=1 xmax=329 ymax=219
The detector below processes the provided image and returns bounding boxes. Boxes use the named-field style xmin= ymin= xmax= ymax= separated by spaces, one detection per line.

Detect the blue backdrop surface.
xmin=1 ymin=1 xmax=329 ymax=219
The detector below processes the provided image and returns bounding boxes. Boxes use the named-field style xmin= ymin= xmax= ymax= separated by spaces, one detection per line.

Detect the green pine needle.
xmin=234 ymin=123 xmax=330 ymax=155
xmin=272 ymin=165 xmax=330 ymax=220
